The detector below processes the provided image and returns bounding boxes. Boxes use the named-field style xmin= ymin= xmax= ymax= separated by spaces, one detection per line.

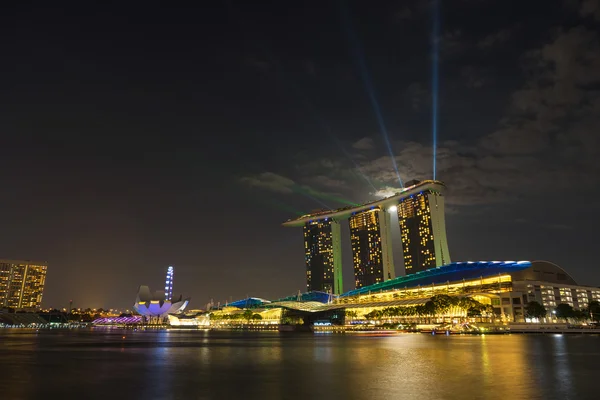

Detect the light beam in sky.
xmin=431 ymin=0 xmax=441 ymax=180
xmin=340 ymin=1 xmax=404 ymax=188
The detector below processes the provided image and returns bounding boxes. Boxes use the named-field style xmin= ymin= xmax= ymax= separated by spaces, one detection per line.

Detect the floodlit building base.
xmin=210 ymin=261 xmax=600 ymax=328
xmin=168 ymin=314 xmax=210 ymax=327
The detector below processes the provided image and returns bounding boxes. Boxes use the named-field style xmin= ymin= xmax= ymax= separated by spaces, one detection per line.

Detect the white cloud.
xmin=372 ymin=186 xmax=402 ymax=198
xmin=352 ymin=137 xmax=374 ymax=150
xmin=239 ymin=172 xmax=294 ymax=194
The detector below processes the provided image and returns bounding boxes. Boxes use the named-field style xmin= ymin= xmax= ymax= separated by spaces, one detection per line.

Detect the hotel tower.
xmin=303 ymin=219 xmax=343 ymax=294
xmin=284 ymin=180 xmax=450 ymax=292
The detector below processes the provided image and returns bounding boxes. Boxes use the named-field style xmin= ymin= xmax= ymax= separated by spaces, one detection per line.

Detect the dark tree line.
xmin=526 ymin=300 xmax=600 ymax=322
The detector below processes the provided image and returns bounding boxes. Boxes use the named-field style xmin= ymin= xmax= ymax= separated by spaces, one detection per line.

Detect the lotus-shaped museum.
xmin=133 ymin=285 xmax=189 ymax=320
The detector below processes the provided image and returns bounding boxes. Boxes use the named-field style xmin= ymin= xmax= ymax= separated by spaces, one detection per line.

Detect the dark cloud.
xmin=461 ymin=66 xmax=491 ymax=88
xmin=244 ymin=57 xmax=271 ymax=72
xmin=484 ymin=26 xmax=600 ymax=160
xmin=405 ymin=82 xmax=428 ymax=110
xmin=439 ymin=29 xmax=465 ymax=56
xmin=580 ymin=0 xmax=600 ymax=20
xmin=352 ymin=137 xmax=374 ymax=150
xmin=477 ymin=27 xmax=514 ymax=49
xmin=306 ymin=175 xmax=348 ymax=190
xmin=393 ymin=7 xmax=413 ymax=21
xmin=241 ymin=24 xmax=600 ymax=208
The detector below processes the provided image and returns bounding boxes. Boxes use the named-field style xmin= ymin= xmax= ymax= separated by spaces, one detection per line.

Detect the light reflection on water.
xmin=0 ymin=330 xmax=598 ymax=400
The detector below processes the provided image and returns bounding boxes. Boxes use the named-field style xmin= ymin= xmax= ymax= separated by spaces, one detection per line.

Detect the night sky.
xmin=2 ymin=1 xmax=599 ymax=309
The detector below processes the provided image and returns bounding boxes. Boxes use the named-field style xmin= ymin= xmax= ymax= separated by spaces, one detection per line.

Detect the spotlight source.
xmin=388 ymin=205 xmax=397 ymax=212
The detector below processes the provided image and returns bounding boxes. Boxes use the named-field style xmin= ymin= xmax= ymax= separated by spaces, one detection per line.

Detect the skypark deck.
xmin=282 ymin=180 xmax=446 ymax=227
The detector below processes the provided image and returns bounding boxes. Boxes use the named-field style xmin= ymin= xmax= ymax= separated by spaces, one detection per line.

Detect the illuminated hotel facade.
xmin=350 ymin=209 xmax=395 ymax=288
xmin=398 ymin=182 xmax=451 ymax=273
xmin=284 ymin=180 xmax=450 ymax=291
xmin=303 ymin=219 xmax=342 ymax=294
xmin=0 ymin=260 xmax=47 ymax=309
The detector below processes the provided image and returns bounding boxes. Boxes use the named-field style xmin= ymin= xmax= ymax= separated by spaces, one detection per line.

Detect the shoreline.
xmin=4 ymin=326 xmax=600 ymax=335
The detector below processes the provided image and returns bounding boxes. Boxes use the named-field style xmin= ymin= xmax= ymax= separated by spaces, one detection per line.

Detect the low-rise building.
xmin=216 ymin=260 xmax=599 ymax=326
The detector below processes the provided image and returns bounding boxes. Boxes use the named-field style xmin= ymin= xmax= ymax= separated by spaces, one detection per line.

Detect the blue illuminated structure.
xmin=276 ymin=291 xmax=334 ymax=304
xmin=226 ymin=292 xmax=334 ymax=309
xmin=431 ymin=0 xmax=441 ymax=180
xmin=227 ymin=297 xmax=271 ymax=308
xmin=165 ymin=266 xmax=174 ymax=301
xmin=340 ymin=261 xmax=532 ymax=297
xmin=222 ymin=262 xmax=534 ymax=310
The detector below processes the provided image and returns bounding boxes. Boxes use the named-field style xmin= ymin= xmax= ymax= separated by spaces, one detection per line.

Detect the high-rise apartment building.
xmin=0 ymin=260 xmax=47 ymax=309
xmin=303 ymin=219 xmax=342 ymax=294
xmin=397 ymin=189 xmax=450 ymax=274
xmin=349 ymin=209 xmax=395 ymax=288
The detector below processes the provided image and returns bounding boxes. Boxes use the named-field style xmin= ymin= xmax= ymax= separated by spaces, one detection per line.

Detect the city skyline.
xmin=1 ymin=0 xmax=600 ymax=309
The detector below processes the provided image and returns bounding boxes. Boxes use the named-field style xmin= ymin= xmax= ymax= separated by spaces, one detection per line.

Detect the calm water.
xmin=0 ymin=330 xmax=598 ymax=400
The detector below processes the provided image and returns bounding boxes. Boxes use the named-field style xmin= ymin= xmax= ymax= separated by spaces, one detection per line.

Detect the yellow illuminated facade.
xmin=0 ymin=260 xmax=47 ymax=309
xmin=212 ymin=261 xmax=600 ymax=326
xmin=398 ymin=190 xmax=450 ymax=274
xmin=303 ymin=219 xmax=343 ymax=294
xmin=350 ymin=209 xmax=390 ymax=288
xmin=336 ymin=274 xmax=514 ymax=306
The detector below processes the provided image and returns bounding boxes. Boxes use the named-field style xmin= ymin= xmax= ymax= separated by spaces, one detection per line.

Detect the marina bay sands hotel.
xmin=283 ymin=179 xmax=451 ymax=294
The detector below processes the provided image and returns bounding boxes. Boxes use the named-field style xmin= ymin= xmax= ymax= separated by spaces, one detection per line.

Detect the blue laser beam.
xmin=432 ymin=0 xmax=441 ymax=180
xmin=340 ymin=1 xmax=404 ymax=188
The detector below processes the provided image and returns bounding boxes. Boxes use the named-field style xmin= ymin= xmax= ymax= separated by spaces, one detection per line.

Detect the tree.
xmin=251 ymin=313 xmax=262 ymax=321
xmin=365 ymin=310 xmax=383 ymax=320
xmin=554 ymin=303 xmax=575 ymax=321
xmin=587 ymin=301 xmax=600 ymax=322
xmin=242 ymin=309 xmax=254 ymax=323
xmin=455 ymin=297 xmax=484 ymax=317
xmin=345 ymin=310 xmax=358 ymax=321
xmin=525 ymin=301 xmax=547 ymax=319
xmin=430 ymin=295 xmax=454 ymax=315
xmin=466 ymin=303 xmax=492 ymax=318
xmin=415 ymin=302 xmax=435 ymax=318
xmin=572 ymin=309 xmax=588 ymax=321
